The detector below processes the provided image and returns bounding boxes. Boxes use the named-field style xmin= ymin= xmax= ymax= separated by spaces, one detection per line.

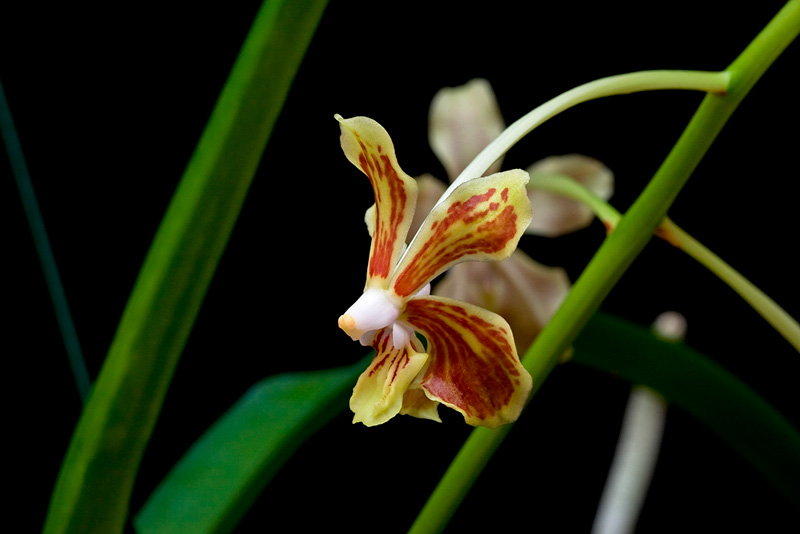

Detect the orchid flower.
xmin=335 ymin=114 xmax=534 ymax=428
xmin=422 ymin=79 xmax=614 ymax=351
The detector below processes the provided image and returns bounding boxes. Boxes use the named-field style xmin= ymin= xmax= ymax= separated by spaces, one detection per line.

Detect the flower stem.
xmin=411 ymin=2 xmax=800 ymax=532
xmin=529 ymin=172 xmax=622 ymax=229
xmin=439 ymin=69 xmax=729 ymax=206
xmin=530 ymin=173 xmax=800 ymax=354
xmin=660 ymin=219 xmax=800 ymax=353
xmin=412 ymin=69 xmax=727 ymax=266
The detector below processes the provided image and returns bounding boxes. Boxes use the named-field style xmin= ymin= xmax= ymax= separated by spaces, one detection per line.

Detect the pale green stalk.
xmin=531 ymin=173 xmax=800 ymax=354
xmin=410 ymin=2 xmax=800 ymax=532
xmin=529 ymin=173 xmax=622 ymax=228
xmin=406 ymin=69 xmax=727 ymax=276
xmin=660 ymin=219 xmax=800 ymax=353
xmin=438 ymin=70 xmax=728 ymax=206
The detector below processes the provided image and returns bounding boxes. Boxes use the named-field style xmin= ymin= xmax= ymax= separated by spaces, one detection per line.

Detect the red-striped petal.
xmin=350 ymin=329 xmax=429 ymax=426
xmin=391 ymin=170 xmax=532 ymax=299
xmin=337 ymin=115 xmax=418 ymax=290
xmin=402 ymin=296 xmax=532 ymax=427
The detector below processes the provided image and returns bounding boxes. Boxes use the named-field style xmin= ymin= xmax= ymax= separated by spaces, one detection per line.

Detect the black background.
xmin=3 ymin=1 xmax=799 ymax=532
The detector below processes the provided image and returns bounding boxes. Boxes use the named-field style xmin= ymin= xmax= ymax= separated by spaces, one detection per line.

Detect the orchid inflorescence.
xmin=337 ymin=79 xmax=615 ymax=428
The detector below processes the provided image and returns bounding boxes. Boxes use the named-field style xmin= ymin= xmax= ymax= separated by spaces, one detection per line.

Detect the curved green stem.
xmin=411 ymin=69 xmax=728 ymax=268
xmin=410 ymin=2 xmax=800 ymax=532
xmin=660 ymin=219 xmax=800 ymax=353
xmin=529 ymin=172 xmax=623 ymax=228
xmin=530 ymin=173 xmax=800 ymax=354
xmin=437 ymin=69 xmax=728 ymax=208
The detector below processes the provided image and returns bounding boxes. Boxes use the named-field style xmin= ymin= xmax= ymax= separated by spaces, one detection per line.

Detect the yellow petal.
xmin=337 ymin=115 xmax=418 ymax=289
xmin=391 ymin=169 xmax=533 ymax=299
xmin=350 ymin=329 xmax=429 ymax=426
xmin=365 ymin=204 xmax=376 ymax=238
xmin=402 ymin=296 xmax=532 ymax=428
xmin=399 ymin=388 xmax=442 ymax=422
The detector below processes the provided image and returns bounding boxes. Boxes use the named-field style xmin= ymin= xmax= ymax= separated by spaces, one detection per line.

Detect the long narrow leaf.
xmin=134 ymin=355 xmax=370 ymax=534
xmin=43 ymin=2 xmax=329 ymax=533
xmin=572 ymin=312 xmax=800 ymax=508
xmin=1 ymin=79 xmax=90 ymax=401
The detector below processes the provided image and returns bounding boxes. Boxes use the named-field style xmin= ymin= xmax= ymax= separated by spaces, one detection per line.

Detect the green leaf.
xmin=42 ymin=2 xmax=329 ymax=533
xmin=1 ymin=80 xmax=90 ymax=402
xmin=134 ymin=356 xmax=369 ymax=534
xmin=572 ymin=312 xmax=800 ymax=508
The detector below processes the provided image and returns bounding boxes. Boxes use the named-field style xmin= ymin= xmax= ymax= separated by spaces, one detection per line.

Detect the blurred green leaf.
xmin=134 ymin=355 xmax=370 ymax=534
xmin=42 ymin=2 xmax=329 ymax=533
xmin=410 ymin=312 xmax=800 ymax=533
xmin=1 ymin=80 xmax=90 ymax=402
xmin=572 ymin=312 xmax=800 ymax=508
xmin=140 ymin=313 xmax=800 ymax=534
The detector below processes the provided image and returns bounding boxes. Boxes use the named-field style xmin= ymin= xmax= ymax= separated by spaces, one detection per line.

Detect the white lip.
xmin=338 ymin=288 xmax=400 ymax=342
xmin=338 ymin=284 xmax=431 ymax=348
